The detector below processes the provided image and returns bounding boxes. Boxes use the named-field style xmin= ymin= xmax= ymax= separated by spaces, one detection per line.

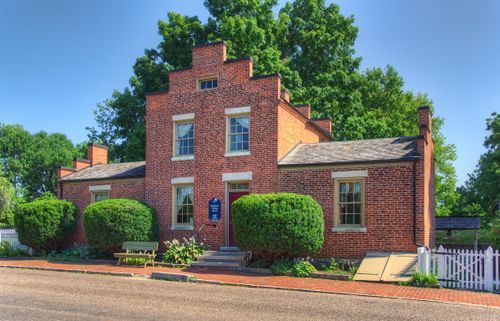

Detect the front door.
xmin=228 ymin=191 xmax=248 ymax=246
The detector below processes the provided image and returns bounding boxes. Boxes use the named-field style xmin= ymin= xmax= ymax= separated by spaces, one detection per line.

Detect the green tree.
xmin=88 ymin=0 xmax=458 ymax=213
xmin=0 ymin=177 xmax=17 ymax=227
xmin=0 ymin=124 xmax=79 ymax=199
xmin=454 ymin=112 xmax=499 ymax=223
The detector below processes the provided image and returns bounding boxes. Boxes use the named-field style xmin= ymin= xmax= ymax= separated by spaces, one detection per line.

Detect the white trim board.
xmin=222 ymin=172 xmax=252 ymax=182
xmin=225 ymin=106 xmax=251 ymax=115
xmin=172 ymin=113 xmax=195 ymax=121
xmin=171 ymin=177 xmax=195 ymax=184
xmin=331 ymin=170 xmax=368 ymax=178
xmin=89 ymin=185 xmax=111 ymax=192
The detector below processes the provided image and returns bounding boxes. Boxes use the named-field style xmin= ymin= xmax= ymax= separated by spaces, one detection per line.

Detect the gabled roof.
xmin=278 ymin=136 xmax=420 ymax=166
xmin=59 ymin=161 xmax=145 ymax=182
xmin=435 ymin=217 xmax=481 ymax=230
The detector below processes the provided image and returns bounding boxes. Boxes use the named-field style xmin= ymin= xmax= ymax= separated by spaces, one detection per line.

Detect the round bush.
xmin=83 ymin=198 xmax=159 ymax=251
xmin=14 ymin=198 xmax=76 ymax=252
xmin=232 ymin=192 xmax=324 ymax=258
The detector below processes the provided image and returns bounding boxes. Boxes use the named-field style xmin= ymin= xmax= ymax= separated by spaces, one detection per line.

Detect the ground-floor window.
xmin=335 ymin=179 xmax=364 ymax=227
xmin=173 ymin=185 xmax=194 ymax=228
xmin=91 ymin=191 xmax=109 ymax=203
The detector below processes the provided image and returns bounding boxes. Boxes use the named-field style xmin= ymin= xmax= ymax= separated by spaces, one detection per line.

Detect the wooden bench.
xmin=114 ymin=241 xmax=159 ymax=267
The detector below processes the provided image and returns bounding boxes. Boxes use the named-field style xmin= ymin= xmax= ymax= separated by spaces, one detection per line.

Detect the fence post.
xmin=484 ymin=246 xmax=493 ymax=292
xmin=417 ymin=247 xmax=429 ymax=273
xmin=437 ymin=245 xmax=445 ymax=281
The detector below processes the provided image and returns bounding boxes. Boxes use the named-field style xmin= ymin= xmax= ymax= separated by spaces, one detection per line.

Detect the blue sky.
xmin=0 ymin=0 xmax=498 ymax=185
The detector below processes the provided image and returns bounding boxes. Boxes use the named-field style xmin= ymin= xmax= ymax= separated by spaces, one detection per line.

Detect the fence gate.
xmin=418 ymin=246 xmax=499 ymax=292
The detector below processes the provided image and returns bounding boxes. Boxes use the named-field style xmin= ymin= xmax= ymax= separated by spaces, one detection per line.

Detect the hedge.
xmin=232 ymin=192 xmax=324 ymax=258
xmin=83 ymin=198 xmax=159 ymax=252
xmin=14 ymin=198 xmax=77 ymax=252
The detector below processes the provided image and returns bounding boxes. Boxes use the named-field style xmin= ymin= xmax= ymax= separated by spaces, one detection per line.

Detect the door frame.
xmin=224 ymin=181 xmax=250 ymax=246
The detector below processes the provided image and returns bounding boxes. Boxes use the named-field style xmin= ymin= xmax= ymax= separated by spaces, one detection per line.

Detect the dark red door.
xmin=228 ymin=191 xmax=248 ymax=246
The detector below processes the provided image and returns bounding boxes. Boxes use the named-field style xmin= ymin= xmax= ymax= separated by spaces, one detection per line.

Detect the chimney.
xmin=57 ymin=167 xmax=76 ymax=179
xmin=73 ymin=158 xmax=91 ymax=171
xmin=418 ymin=106 xmax=432 ymax=141
xmin=295 ymin=104 xmax=311 ymax=118
xmin=280 ymin=90 xmax=290 ymax=103
xmin=88 ymin=143 xmax=108 ymax=166
xmin=192 ymin=41 xmax=227 ymax=67
xmin=313 ymin=118 xmax=332 ymax=134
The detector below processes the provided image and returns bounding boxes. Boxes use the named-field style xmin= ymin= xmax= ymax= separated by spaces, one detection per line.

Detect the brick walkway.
xmin=1 ymin=258 xmax=498 ymax=308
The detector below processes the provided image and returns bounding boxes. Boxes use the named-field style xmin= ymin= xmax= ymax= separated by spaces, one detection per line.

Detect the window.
xmin=91 ymin=191 xmax=109 ymax=203
xmin=175 ymin=122 xmax=194 ymax=156
xmin=227 ymin=115 xmax=250 ymax=152
xmin=173 ymin=185 xmax=194 ymax=228
xmin=335 ymin=180 xmax=364 ymax=227
xmin=198 ymin=78 xmax=218 ymax=90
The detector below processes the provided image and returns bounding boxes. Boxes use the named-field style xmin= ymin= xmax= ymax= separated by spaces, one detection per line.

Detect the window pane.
xmin=176 ymin=123 xmax=194 ymax=156
xmin=229 ymin=116 xmax=249 ymax=152
xmin=338 ymin=180 xmax=363 ymax=226
xmin=354 ymin=214 xmax=361 ymax=224
xmin=175 ymin=186 xmax=193 ymax=225
xmin=200 ymin=81 xmax=206 ymax=90
xmin=340 ymin=183 xmax=347 ymax=193
xmin=347 ymin=193 xmax=353 ymax=202
xmin=354 ymin=182 xmax=361 ymax=193
xmin=354 ymin=192 xmax=361 ymax=202
xmin=354 ymin=204 xmax=361 ymax=214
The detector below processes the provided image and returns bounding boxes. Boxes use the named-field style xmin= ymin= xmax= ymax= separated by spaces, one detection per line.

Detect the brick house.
xmin=58 ymin=42 xmax=435 ymax=258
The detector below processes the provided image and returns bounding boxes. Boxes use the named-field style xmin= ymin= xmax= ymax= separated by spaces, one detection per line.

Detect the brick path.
xmin=1 ymin=258 xmax=498 ymax=308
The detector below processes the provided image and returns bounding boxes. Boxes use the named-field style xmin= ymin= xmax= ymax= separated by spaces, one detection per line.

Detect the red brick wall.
xmin=145 ymin=43 xmax=283 ymax=250
xmin=60 ymin=178 xmax=145 ymax=245
xmin=279 ymin=163 xmax=418 ymax=258
xmin=277 ymin=101 xmax=330 ymax=160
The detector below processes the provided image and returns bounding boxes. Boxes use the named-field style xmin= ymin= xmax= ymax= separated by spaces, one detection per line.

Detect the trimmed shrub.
xmin=232 ymin=192 xmax=324 ymax=259
xmin=83 ymin=198 xmax=159 ymax=252
xmin=14 ymin=198 xmax=76 ymax=252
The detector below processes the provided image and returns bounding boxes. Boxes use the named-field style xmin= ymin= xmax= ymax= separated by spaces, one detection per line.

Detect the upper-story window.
xmin=175 ymin=122 xmax=194 ymax=156
xmin=198 ymin=77 xmax=218 ymax=90
xmin=228 ymin=115 xmax=250 ymax=152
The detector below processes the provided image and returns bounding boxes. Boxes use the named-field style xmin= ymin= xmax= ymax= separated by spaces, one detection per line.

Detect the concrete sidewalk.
xmin=1 ymin=258 xmax=498 ymax=308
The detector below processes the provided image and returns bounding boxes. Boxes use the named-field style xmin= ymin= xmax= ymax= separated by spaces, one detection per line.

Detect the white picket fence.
xmin=0 ymin=229 xmax=31 ymax=253
xmin=417 ymin=246 xmax=499 ymax=292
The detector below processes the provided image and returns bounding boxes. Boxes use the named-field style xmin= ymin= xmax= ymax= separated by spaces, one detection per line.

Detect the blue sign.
xmin=208 ymin=197 xmax=222 ymax=221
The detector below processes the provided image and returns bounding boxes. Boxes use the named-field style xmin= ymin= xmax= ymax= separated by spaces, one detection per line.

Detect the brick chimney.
xmin=418 ymin=106 xmax=432 ymax=140
xmin=313 ymin=118 xmax=332 ymax=134
xmin=295 ymin=104 xmax=311 ymax=119
xmin=57 ymin=167 xmax=76 ymax=179
xmin=192 ymin=41 xmax=227 ymax=67
xmin=88 ymin=143 xmax=108 ymax=166
xmin=73 ymin=158 xmax=91 ymax=171
xmin=280 ymin=90 xmax=290 ymax=103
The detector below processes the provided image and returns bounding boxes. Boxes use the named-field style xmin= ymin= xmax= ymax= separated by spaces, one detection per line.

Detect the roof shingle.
xmin=278 ymin=136 xmax=420 ymax=166
xmin=59 ymin=161 xmax=145 ymax=182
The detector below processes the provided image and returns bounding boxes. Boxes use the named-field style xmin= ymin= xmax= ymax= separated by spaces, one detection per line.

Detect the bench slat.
xmin=114 ymin=253 xmax=155 ymax=259
xmin=121 ymin=241 xmax=158 ymax=252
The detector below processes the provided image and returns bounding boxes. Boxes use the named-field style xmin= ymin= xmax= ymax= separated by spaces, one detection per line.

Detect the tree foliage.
xmin=454 ymin=112 xmax=499 ymax=224
xmin=0 ymin=177 xmax=17 ymax=227
xmin=0 ymin=124 xmax=79 ymax=200
xmin=88 ymin=0 xmax=458 ymax=213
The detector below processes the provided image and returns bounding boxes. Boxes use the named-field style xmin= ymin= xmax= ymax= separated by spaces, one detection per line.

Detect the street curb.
xmin=0 ymin=265 xmax=134 ymax=277
xmin=1 ymin=264 xmax=498 ymax=309
xmin=191 ymin=278 xmax=500 ymax=309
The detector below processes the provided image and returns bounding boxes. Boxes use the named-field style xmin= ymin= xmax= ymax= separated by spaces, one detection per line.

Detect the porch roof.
xmin=435 ymin=217 xmax=481 ymax=230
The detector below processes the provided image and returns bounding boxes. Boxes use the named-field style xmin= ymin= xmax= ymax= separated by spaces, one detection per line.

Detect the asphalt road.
xmin=0 ymin=269 xmax=498 ymax=321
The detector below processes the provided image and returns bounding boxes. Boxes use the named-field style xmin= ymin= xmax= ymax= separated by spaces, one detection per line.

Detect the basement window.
xmin=198 ymin=78 xmax=218 ymax=90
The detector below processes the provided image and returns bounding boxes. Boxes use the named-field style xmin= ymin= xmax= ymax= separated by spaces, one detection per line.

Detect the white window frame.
xmin=225 ymin=108 xmax=250 ymax=156
xmin=332 ymin=171 xmax=367 ymax=233
xmin=172 ymin=184 xmax=194 ymax=230
xmin=172 ymin=114 xmax=195 ymax=161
